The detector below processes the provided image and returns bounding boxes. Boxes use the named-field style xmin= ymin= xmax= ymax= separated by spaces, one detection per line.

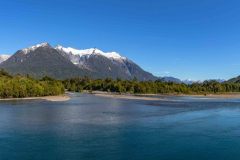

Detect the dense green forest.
xmin=63 ymin=77 xmax=240 ymax=94
xmin=1 ymin=68 xmax=240 ymax=99
xmin=0 ymin=70 xmax=64 ymax=98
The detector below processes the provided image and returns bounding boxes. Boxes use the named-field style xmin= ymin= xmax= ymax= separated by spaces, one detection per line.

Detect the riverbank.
xmin=0 ymin=95 xmax=70 ymax=102
xmin=91 ymin=91 xmax=240 ymax=100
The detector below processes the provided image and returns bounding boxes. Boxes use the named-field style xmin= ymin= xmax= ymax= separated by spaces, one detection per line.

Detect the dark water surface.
xmin=1 ymin=93 xmax=240 ymax=160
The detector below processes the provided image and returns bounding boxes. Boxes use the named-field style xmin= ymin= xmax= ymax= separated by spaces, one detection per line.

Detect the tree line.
xmin=0 ymin=70 xmax=64 ymax=98
xmin=1 ymin=69 xmax=240 ymax=99
xmin=63 ymin=77 xmax=240 ymax=94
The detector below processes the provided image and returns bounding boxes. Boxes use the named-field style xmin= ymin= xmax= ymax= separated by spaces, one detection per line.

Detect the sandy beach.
xmin=94 ymin=93 xmax=165 ymax=101
xmin=0 ymin=95 xmax=71 ymax=102
xmin=189 ymin=94 xmax=240 ymax=99
xmin=91 ymin=91 xmax=240 ymax=101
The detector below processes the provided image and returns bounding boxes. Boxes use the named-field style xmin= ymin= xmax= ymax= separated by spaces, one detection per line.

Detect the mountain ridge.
xmin=0 ymin=43 xmax=230 ymax=82
xmin=0 ymin=43 xmax=157 ymax=80
xmin=0 ymin=43 xmax=91 ymax=79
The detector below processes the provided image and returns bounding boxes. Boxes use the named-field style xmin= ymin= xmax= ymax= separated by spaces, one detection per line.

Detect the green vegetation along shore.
xmin=2 ymin=69 xmax=240 ymax=100
xmin=63 ymin=77 xmax=240 ymax=95
xmin=0 ymin=70 xmax=64 ymax=98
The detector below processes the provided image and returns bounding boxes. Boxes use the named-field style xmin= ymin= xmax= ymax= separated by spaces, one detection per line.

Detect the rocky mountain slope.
xmin=0 ymin=43 xmax=157 ymax=80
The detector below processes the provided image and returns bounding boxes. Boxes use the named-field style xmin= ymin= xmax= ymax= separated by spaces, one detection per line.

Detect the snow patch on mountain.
xmin=22 ymin=42 xmax=50 ymax=54
xmin=55 ymin=45 xmax=124 ymax=59
xmin=0 ymin=54 xmax=11 ymax=63
xmin=0 ymin=42 xmax=157 ymax=80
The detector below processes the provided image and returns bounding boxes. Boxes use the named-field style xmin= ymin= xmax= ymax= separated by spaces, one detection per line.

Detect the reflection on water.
xmin=1 ymin=93 xmax=240 ymax=160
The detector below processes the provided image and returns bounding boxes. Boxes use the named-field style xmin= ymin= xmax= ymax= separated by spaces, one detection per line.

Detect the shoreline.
xmin=90 ymin=91 xmax=240 ymax=101
xmin=0 ymin=95 xmax=71 ymax=102
xmin=1 ymin=91 xmax=240 ymax=102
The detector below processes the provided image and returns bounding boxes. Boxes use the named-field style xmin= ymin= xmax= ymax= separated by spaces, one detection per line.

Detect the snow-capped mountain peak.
xmin=101 ymin=51 xmax=123 ymax=59
xmin=0 ymin=54 xmax=11 ymax=60
xmin=55 ymin=45 xmax=97 ymax=57
xmin=0 ymin=54 xmax=11 ymax=63
xmin=55 ymin=45 xmax=124 ymax=59
xmin=22 ymin=42 xmax=50 ymax=54
xmin=0 ymin=42 xmax=156 ymax=81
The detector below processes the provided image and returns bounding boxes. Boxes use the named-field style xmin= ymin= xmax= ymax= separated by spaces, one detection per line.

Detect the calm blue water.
xmin=1 ymin=94 xmax=240 ymax=160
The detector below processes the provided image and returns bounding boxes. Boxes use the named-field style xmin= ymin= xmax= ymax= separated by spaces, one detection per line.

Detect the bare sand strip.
xmin=187 ymin=94 xmax=240 ymax=99
xmin=94 ymin=93 xmax=165 ymax=101
xmin=92 ymin=91 xmax=240 ymax=101
xmin=91 ymin=91 xmax=166 ymax=101
xmin=0 ymin=95 xmax=71 ymax=102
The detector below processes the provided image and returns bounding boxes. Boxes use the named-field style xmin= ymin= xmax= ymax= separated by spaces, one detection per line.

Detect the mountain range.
xmin=0 ymin=43 xmax=231 ymax=83
xmin=227 ymin=76 xmax=240 ymax=83
xmin=0 ymin=43 xmax=157 ymax=80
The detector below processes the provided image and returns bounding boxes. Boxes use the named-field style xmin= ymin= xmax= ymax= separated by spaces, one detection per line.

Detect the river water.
xmin=1 ymin=93 xmax=240 ymax=160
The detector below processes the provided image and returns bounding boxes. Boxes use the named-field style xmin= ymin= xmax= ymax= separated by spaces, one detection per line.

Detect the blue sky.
xmin=1 ymin=0 xmax=240 ymax=80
